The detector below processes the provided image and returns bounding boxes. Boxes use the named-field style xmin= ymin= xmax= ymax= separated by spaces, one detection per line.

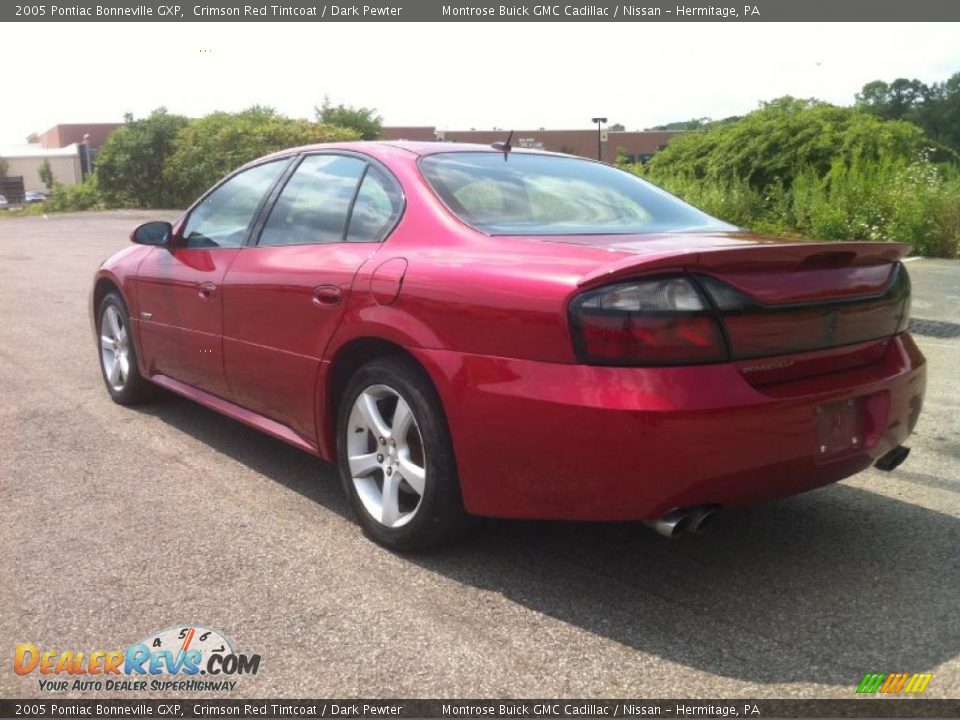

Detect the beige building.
xmin=0 ymin=144 xmax=83 ymax=193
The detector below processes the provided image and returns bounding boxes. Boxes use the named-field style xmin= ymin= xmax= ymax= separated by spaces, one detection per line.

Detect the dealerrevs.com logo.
xmin=13 ymin=625 xmax=261 ymax=693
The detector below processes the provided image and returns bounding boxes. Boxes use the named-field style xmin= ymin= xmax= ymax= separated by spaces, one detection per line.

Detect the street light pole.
xmin=591 ymin=117 xmax=607 ymax=161
xmin=80 ymin=133 xmax=91 ymax=179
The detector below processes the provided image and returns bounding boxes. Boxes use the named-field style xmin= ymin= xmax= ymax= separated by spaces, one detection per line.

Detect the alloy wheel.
xmin=100 ymin=305 xmax=130 ymax=392
xmin=346 ymin=384 xmax=427 ymax=528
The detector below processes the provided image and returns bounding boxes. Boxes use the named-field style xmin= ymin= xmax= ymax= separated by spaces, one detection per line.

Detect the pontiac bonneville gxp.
xmin=92 ymin=141 xmax=925 ymax=549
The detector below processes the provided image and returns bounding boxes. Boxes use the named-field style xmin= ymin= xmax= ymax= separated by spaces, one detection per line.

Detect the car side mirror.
xmin=131 ymin=221 xmax=172 ymax=246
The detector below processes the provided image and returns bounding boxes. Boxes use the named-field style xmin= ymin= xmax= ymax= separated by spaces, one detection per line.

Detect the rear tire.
xmin=97 ymin=292 xmax=153 ymax=405
xmin=337 ymin=355 xmax=471 ymax=551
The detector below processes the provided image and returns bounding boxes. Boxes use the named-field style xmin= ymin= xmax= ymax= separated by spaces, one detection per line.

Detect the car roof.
xmin=261 ymin=140 xmax=564 ymax=162
xmin=378 ymin=141 xmax=561 ymax=156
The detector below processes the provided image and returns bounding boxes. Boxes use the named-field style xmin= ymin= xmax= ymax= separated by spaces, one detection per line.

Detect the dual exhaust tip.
xmin=644 ymin=506 xmax=717 ymax=539
xmin=646 ymin=445 xmax=911 ymax=539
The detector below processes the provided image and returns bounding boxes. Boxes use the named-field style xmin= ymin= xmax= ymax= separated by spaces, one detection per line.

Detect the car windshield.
xmin=419 ymin=152 xmax=735 ymax=236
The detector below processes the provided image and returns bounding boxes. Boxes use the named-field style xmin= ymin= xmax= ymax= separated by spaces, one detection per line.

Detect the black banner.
xmin=4 ymin=0 xmax=960 ymax=22
xmin=2 ymin=699 xmax=960 ymax=719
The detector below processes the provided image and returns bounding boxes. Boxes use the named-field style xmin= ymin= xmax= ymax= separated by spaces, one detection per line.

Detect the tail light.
xmin=699 ymin=263 xmax=911 ymax=359
xmin=569 ymin=264 xmax=911 ymax=367
xmin=896 ymin=267 xmax=911 ymax=333
xmin=569 ymin=277 xmax=726 ymax=366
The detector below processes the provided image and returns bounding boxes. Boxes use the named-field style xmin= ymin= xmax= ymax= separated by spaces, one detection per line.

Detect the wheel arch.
xmin=93 ymin=275 xmax=123 ymax=317
xmin=91 ymin=273 xmax=126 ymax=342
xmin=320 ymin=336 xmax=440 ymax=462
xmin=92 ymin=272 xmax=149 ymax=378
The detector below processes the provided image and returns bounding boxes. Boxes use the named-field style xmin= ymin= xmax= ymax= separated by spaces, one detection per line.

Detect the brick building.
xmin=27 ymin=123 xmax=124 ymax=149
xmin=22 ymin=122 xmax=678 ymax=166
xmin=380 ymin=126 xmax=680 ymax=164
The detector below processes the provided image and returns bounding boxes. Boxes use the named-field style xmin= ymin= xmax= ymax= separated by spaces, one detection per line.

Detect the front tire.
xmin=337 ymin=356 xmax=471 ymax=551
xmin=97 ymin=292 xmax=152 ymax=405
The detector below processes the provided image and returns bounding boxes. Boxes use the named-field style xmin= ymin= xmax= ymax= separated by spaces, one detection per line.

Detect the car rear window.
xmin=419 ymin=152 xmax=734 ymax=236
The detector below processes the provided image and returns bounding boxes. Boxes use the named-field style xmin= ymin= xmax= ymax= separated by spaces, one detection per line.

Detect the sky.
xmin=4 ymin=22 xmax=959 ymax=144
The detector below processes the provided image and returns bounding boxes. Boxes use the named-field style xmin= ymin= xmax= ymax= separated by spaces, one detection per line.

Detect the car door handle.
xmin=312 ymin=284 xmax=342 ymax=307
xmin=198 ymin=281 xmax=217 ymax=298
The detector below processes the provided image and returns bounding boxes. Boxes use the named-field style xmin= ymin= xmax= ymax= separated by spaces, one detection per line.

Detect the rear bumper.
xmin=412 ymin=334 xmax=926 ymax=520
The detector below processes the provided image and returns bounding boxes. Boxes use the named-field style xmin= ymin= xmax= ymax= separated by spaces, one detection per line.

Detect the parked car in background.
xmin=25 ymin=190 xmax=48 ymax=203
xmin=0 ymin=195 xmax=8 ymax=206
xmin=91 ymin=141 xmax=925 ymax=550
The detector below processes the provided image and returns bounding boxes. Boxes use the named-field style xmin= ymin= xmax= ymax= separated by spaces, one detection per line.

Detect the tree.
xmin=94 ymin=108 xmax=189 ymax=207
xmin=855 ymin=78 xmax=929 ymax=121
xmin=314 ymin=96 xmax=382 ymax=140
xmin=163 ymin=106 xmax=358 ymax=205
xmin=645 ymin=96 xmax=929 ymax=190
xmin=857 ymin=72 xmax=960 ymax=154
xmin=0 ymin=156 xmax=8 ymax=177
xmin=925 ymin=72 xmax=960 ymax=152
xmin=38 ymin=160 xmax=54 ymax=189
xmin=609 ymin=123 xmax=625 ymax=131
xmin=650 ymin=117 xmax=718 ymax=131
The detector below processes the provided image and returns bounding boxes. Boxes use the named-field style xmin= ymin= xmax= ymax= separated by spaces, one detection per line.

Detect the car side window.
xmin=346 ymin=166 xmax=403 ymax=243
xmin=182 ymin=160 xmax=288 ymax=248
xmin=258 ymin=155 xmax=367 ymax=246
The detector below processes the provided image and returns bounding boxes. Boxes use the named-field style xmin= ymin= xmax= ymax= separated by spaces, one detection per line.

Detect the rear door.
xmin=137 ymin=159 xmax=289 ymax=398
xmin=221 ymin=154 xmax=403 ymax=442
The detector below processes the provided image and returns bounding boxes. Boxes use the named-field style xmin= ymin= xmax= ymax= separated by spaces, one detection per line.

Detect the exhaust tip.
xmin=875 ymin=445 xmax=910 ymax=472
xmin=686 ymin=506 xmax=718 ymax=534
xmin=644 ymin=510 xmax=690 ymax=539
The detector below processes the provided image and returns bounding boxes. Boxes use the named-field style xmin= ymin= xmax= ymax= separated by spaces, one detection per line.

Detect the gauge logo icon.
xmin=136 ymin=625 xmax=235 ymax=659
xmin=126 ymin=624 xmax=260 ymax=677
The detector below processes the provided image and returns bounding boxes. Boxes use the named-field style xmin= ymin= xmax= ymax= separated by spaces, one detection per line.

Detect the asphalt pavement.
xmin=1 ymin=211 xmax=958 ymax=699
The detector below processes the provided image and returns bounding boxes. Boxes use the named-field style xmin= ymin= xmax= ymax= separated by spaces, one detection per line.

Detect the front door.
xmin=137 ymin=158 xmax=290 ymax=398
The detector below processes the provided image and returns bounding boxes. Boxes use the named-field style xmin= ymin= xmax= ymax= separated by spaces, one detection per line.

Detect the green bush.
xmin=790 ymin=155 xmax=960 ymax=256
xmin=927 ymin=184 xmax=960 ymax=258
xmin=644 ymin=97 xmax=930 ymax=190
xmin=315 ymin=97 xmax=382 ymax=140
xmin=43 ymin=181 xmax=110 ymax=212
xmin=95 ymin=108 xmax=189 ymax=208
xmin=627 ymin=152 xmax=960 ymax=257
xmin=0 ymin=202 xmax=47 ymax=218
xmin=626 ymin=98 xmax=960 ymax=257
xmin=38 ymin=160 xmax=55 ymax=190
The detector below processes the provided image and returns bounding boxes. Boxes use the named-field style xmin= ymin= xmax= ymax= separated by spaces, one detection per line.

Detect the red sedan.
xmin=92 ymin=142 xmax=925 ymax=549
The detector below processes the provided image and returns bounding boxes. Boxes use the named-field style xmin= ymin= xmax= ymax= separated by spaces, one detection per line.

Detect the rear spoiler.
xmin=577 ymin=241 xmax=912 ymax=289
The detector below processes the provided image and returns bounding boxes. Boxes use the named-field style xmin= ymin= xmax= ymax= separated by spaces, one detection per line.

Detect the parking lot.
xmin=1 ymin=210 xmax=958 ymax=699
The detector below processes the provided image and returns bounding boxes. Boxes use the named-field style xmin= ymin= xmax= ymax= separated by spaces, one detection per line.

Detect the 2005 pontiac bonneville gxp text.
xmin=91 ymin=141 xmax=925 ymax=549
